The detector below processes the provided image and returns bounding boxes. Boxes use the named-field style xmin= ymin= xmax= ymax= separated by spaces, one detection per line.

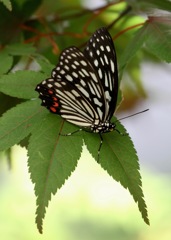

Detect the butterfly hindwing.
xmin=37 ymin=76 xmax=100 ymax=127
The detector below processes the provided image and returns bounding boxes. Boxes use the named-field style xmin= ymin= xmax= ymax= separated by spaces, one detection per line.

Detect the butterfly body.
xmin=36 ymin=27 xmax=119 ymax=158
xmin=90 ymin=122 xmax=115 ymax=133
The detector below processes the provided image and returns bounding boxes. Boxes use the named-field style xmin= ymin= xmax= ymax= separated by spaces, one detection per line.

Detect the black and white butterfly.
xmin=35 ymin=27 xmax=120 ymax=159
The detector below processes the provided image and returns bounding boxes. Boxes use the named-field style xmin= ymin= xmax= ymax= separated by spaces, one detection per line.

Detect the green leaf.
xmin=0 ymin=0 xmax=12 ymax=11
xmin=128 ymin=0 xmax=171 ymax=12
xmin=28 ymin=114 xmax=83 ymax=233
xmin=5 ymin=43 xmax=36 ymax=56
xmin=0 ymin=70 xmax=46 ymax=99
xmin=0 ymin=0 xmax=42 ymax=44
xmin=0 ymin=51 xmax=13 ymax=75
xmin=119 ymin=26 xmax=147 ymax=78
xmin=145 ymin=17 xmax=171 ymax=62
xmin=0 ymin=93 xmax=22 ymax=117
xmin=36 ymin=58 xmax=55 ymax=77
xmin=21 ymin=0 xmax=43 ymax=20
xmin=142 ymin=0 xmax=171 ymax=12
xmin=119 ymin=16 xmax=171 ymax=75
xmin=84 ymin=118 xmax=149 ymax=225
xmin=0 ymin=100 xmax=46 ymax=151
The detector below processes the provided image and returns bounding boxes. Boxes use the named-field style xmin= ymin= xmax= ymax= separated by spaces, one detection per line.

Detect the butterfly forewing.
xmin=84 ymin=27 xmax=118 ymax=121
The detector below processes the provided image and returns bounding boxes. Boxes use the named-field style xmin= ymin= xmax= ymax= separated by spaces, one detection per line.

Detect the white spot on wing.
xmin=106 ymin=45 xmax=110 ymax=52
xmin=54 ymin=82 xmax=60 ymax=87
xmin=48 ymin=79 xmax=54 ymax=82
xmin=64 ymin=65 xmax=69 ymax=70
xmin=52 ymin=71 xmax=56 ymax=77
xmin=78 ymin=71 xmax=84 ymax=77
xmin=98 ymin=68 xmax=103 ymax=79
xmin=60 ymin=81 xmax=66 ymax=86
xmin=104 ymin=73 xmax=108 ymax=87
xmin=104 ymin=54 xmax=109 ymax=64
xmin=72 ymin=64 xmax=76 ymax=69
xmin=110 ymin=59 xmax=115 ymax=73
xmin=66 ymin=75 xmax=73 ymax=81
xmin=93 ymin=97 xmax=103 ymax=107
xmin=96 ymin=50 xmax=100 ymax=55
xmin=74 ymin=61 xmax=79 ymax=65
xmin=80 ymin=79 xmax=86 ymax=86
xmin=72 ymin=72 xmax=78 ymax=78
xmin=71 ymin=89 xmax=79 ymax=97
xmin=60 ymin=70 xmax=65 ymax=74
xmin=82 ymin=69 xmax=89 ymax=77
xmin=94 ymin=59 xmax=98 ymax=66
xmin=81 ymin=60 xmax=87 ymax=66
xmin=89 ymin=51 xmax=93 ymax=57
xmin=80 ymin=88 xmax=90 ymax=98
xmin=97 ymin=107 xmax=103 ymax=119
xmin=100 ymin=57 xmax=104 ymax=65
xmin=100 ymin=45 xmax=104 ymax=51
xmin=105 ymin=90 xmax=110 ymax=100
xmin=90 ymin=72 xmax=98 ymax=83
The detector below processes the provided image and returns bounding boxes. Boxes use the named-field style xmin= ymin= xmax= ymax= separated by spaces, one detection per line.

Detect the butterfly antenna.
xmin=117 ymin=109 xmax=149 ymax=121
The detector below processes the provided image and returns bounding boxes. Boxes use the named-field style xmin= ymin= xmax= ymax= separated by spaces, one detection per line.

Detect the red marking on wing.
xmin=48 ymin=89 xmax=54 ymax=95
xmin=53 ymin=97 xmax=58 ymax=101
xmin=53 ymin=102 xmax=59 ymax=107
xmin=50 ymin=106 xmax=57 ymax=113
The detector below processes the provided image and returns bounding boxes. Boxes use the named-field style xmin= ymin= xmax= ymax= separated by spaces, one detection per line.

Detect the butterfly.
xmin=35 ymin=27 xmax=120 ymax=160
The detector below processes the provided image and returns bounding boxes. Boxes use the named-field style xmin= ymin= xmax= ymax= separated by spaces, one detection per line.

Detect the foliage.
xmin=0 ymin=0 xmax=171 ymax=233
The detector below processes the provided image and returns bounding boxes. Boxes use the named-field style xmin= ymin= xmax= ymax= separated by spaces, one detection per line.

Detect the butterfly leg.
xmin=97 ymin=133 xmax=103 ymax=162
xmin=60 ymin=128 xmax=82 ymax=136
xmin=115 ymin=128 xmax=127 ymax=136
